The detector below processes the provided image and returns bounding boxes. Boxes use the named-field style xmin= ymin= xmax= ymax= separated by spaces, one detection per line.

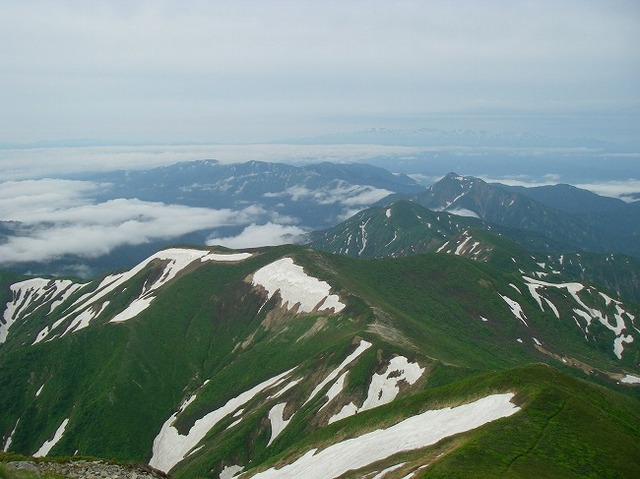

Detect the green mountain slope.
xmin=392 ymin=172 xmax=640 ymax=258
xmin=308 ymin=200 xmax=482 ymax=258
xmin=1 ymin=246 xmax=639 ymax=478
xmin=310 ymin=198 xmax=640 ymax=303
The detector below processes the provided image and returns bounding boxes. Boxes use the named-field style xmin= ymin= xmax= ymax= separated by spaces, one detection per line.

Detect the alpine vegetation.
xmin=1 ymin=243 xmax=639 ymax=478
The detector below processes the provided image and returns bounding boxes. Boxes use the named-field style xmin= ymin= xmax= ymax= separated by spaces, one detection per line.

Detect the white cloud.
xmin=478 ymin=176 xmax=558 ymax=188
xmin=575 ymin=179 xmax=640 ymax=203
xmin=0 ymin=179 xmax=266 ymax=264
xmin=206 ymin=223 xmax=307 ymax=249
xmin=268 ymin=182 xmax=391 ymax=208
xmin=447 ymin=208 xmax=480 ymax=219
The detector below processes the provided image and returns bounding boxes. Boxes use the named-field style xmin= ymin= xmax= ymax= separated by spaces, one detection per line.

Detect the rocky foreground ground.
xmin=3 ymin=460 xmax=170 ymax=479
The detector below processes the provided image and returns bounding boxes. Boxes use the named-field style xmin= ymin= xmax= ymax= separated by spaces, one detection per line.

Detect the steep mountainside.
xmin=388 ymin=173 xmax=640 ymax=258
xmin=504 ymin=183 xmax=640 ymax=249
xmin=308 ymin=200 xmax=482 ymax=258
xmin=1 ymin=246 xmax=639 ymax=478
xmin=503 ymin=183 xmax=627 ymax=215
xmin=310 ymin=199 xmax=640 ymax=303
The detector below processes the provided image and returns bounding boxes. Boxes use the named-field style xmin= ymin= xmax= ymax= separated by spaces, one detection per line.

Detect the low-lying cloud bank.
xmin=206 ymin=223 xmax=307 ymax=249
xmin=0 ymin=179 xmax=278 ymax=265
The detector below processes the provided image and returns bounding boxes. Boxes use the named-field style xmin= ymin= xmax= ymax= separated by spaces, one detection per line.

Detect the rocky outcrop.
xmin=3 ymin=460 xmax=169 ymax=479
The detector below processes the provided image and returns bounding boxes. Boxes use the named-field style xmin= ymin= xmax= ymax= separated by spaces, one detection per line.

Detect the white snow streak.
xmin=249 ymin=394 xmax=519 ymax=479
xmin=252 ymin=258 xmax=345 ymax=314
xmin=3 ymin=419 xmax=19 ymax=452
xmin=31 ymin=248 xmax=252 ymax=343
xmin=614 ymin=335 xmax=634 ymax=360
xmin=329 ymin=356 xmax=424 ymax=424
xmin=358 ymin=218 xmax=371 ymax=256
xmin=267 ymin=403 xmax=291 ymax=446
xmin=499 ymin=294 xmax=528 ymax=327
xmin=2 ymin=278 xmax=80 ymax=344
xmin=371 ymin=463 xmax=406 ymax=479
xmin=320 ymin=371 xmax=349 ymax=411
xmin=150 ymin=368 xmax=293 ymax=473
xmin=523 ymin=276 xmax=637 ymax=359
xmin=34 ymin=418 xmax=69 ymax=457
xmin=304 ymin=340 xmax=372 ymax=406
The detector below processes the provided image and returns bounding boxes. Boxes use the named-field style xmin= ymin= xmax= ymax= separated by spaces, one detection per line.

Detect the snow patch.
xmin=499 ymin=294 xmax=528 ymax=327
xmin=305 ymin=340 xmax=372 ymax=405
xmin=2 ymin=278 xmax=78 ymax=344
xmin=34 ymin=418 xmax=69 ymax=457
xmin=614 ymin=335 xmax=634 ymax=360
xmin=320 ymin=371 xmax=348 ymax=411
xmin=267 ymin=403 xmax=291 ymax=446
xmin=201 ymin=252 xmax=252 ymax=262
xmin=362 ymin=357 xmax=424 ymax=410
xmin=329 ymin=356 xmax=424 ymax=424
xmin=329 ymin=403 xmax=359 ymax=425
xmin=371 ymin=463 xmax=406 ymax=479
xmin=523 ymin=276 xmax=636 ymax=359
xmin=3 ymin=419 xmax=19 ymax=452
xmin=621 ymin=374 xmax=640 ymax=385
xmin=250 ymin=394 xmax=520 ymax=479
xmin=220 ymin=464 xmax=244 ymax=479
xmin=252 ymin=258 xmax=345 ymax=314
xmin=150 ymin=368 xmax=294 ymax=473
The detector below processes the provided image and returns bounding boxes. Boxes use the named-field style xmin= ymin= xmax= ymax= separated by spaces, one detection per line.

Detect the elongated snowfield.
xmin=28 ymin=248 xmax=252 ymax=343
xmin=329 ymin=356 xmax=424 ymax=425
xmin=34 ymin=418 xmax=69 ymax=457
xmin=3 ymin=419 xmax=19 ymax=452
xmin=248 ymin=393 xmax=519 ymax=479
xmin=150 ymin=368 xmax=293 ymax=473
xmin=2 ymin=278 xmax=79 ymax=344
xmin=329 ymin=356 xmax=424 ymax=424
xmin=304 ymin=340 xmax=371 ymax=405
xmin=267 ymin=403 xmax=290 ymax=446
xmin=523 ymin=276 xmax=637 ymax=359
xmin=252 ymin=258 xmax=345 ymax=313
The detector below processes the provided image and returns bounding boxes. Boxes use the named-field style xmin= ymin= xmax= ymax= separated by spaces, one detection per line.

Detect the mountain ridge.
xmin=1 ymin=244 xmax=639 ymax=478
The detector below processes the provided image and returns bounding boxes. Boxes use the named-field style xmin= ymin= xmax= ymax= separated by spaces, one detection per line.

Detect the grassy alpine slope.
xmin=1 ymin=246 xmax=639 ymax=478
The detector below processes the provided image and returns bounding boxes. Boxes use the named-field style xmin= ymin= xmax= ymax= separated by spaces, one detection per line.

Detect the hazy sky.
xmin=1 ymin=0 xmax=639 ymax=144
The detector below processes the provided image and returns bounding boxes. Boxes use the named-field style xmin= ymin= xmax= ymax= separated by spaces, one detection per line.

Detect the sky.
xmin=1 ymin=0 xmax=639 ymax=145
xmin=1 ymin=0 xmax=639 ymax=271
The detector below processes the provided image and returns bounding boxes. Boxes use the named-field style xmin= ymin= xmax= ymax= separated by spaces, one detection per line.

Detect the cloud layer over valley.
xmin=0 ymin=179 xmax=271 ymax=265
